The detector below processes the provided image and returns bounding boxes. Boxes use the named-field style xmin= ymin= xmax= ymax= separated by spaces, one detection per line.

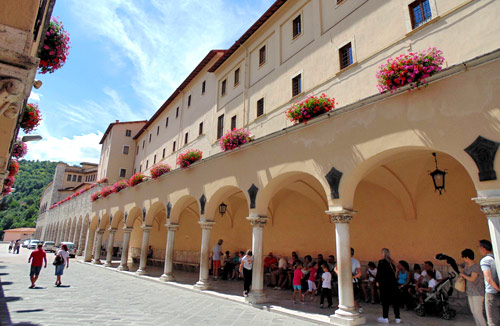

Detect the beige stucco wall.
xmin=4 ymin=230 xmax=35 ymax=241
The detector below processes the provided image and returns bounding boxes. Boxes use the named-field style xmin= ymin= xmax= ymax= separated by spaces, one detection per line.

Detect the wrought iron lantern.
xmin=219 ymin=202 xmax=227 ymax=217
xmin=429 ymin=152 xmax=447 ymax=195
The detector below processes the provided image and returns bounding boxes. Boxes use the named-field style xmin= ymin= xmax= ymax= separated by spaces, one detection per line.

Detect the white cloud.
xmin=29 ymin=91 xmax=42 ymax=102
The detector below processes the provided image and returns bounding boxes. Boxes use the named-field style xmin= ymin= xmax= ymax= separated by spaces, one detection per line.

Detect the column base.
xmin=330 ymin=309 xmax=366 ymax=326
xmin=117 ymin=265 xmax=129 ymax=271
xmin=246 ymin=290 xmax=268 ymax=304
xmin=193 ymin=280 xmax=211 ymax=290
xmin=160 ymin=273 xmax=175 ymax=282
xmin=91 ymin=259 xmax=101 ymax=264
xmin=103 ymin=262 xmax=112 ymax=267
xmin=135 ymin=268 xmax=147 ymax=275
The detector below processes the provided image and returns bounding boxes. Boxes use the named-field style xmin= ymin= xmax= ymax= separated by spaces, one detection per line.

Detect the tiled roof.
xmin=99 ymin=120 xmax=148 ymax=145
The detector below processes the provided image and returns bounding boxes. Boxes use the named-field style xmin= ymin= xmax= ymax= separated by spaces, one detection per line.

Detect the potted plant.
xmin=8 ymin=159 xmax=19 ymax=177
xmin=376 ymin=47 xmax=445 ymax=93
xmin=219 ymin=128 xmax=251 ymax=152
xmin=11 ymin=139 xmax=28 ymax=159
xmin=129 ymin=173 xmax=146 ymax=187
xmin=100 ymin=186 xmax=113 ymax=198
xmin=90 ymin=191 xmax=101 ymax=202
xmin=177 ymin=149 xmax=202 ymax=168
xmin=20 ymin=103 xmax=42 ymax=134
xmin=112 ymin=180 xmax=129 ymax=193
xmin=285 ymin=93 xmax=336 ymax=124
xmin=39 ymin=18 xmax=70 ymax=74
xmin=151 ymin=163 xmax=171 ymax=179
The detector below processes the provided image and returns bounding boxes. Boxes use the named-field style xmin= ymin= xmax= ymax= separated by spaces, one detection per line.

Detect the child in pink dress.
xmin=293 ymin=261 xmax=304 ymax=304
xmin=304 ymin=262 xmax=318 ymax=302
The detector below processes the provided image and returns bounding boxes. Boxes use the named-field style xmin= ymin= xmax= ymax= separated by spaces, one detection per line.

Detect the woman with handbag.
xmin=375 ymin=248 xmax=401 ymax=324
xmin=54 ymin=244 xmax=69 ymax=287
xmin=459 ymin=249 xmax=486 ymax=326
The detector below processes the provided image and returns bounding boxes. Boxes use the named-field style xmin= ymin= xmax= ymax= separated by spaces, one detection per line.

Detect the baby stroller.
xmin=415 ymin=253 xmax=458 ymax=320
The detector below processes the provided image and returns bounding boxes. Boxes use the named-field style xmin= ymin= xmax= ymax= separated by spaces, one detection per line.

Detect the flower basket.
xmin=39 ymin=18 xmax=70 ymax=74
xmin=11 ymin=140 xmax=28 ymax=159
xmin=285 ymin=93 xmax=335 ymax=124
xmin=4 ymin=176 xmax=15 ymax=188
xmin=20 ymin=103 xmax=42 ymax=134
xmin=90 ymin=191 xmax=101 ymax=202
xmin=112 ymin=180 xmax=129 ymax=193
xmin=177 ymin=149 xmax=202 ymax=168
xmin=129 ymin=173 xmax=146 ymax=187
xmin=219 ymin=128 xmax=251 ymax=152
xmin=376 ymin=47 xmax=445 ymax=93
xmin=97 ymin=177 xmax=108 ymax=184
xmin=2 ymin=185 xmax=12 ymax=196
xmin=151 ymin=163 xmax=171 ymax=179
xmin=100 ymin=186 xmax=113 ymax=198
xmin=8 ymin=160 xmax=19 ymax=177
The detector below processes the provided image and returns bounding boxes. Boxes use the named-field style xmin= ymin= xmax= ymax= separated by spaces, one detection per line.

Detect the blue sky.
xmin=25 ymin=0 xmax=274 ymax=165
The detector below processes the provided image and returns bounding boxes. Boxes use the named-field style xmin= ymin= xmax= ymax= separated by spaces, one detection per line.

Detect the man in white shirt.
xmin=212 ymin=239 xmax=223 ymax=280
xmin=479 ymin=239 xmax=500 ymax=326
xmin=417 ymin=261 xmax=442 ymax=290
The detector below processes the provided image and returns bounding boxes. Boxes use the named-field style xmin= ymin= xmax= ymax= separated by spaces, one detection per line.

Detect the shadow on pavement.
xmin=4 ymin=296 xmax=23 ymax=302
xmin=14 ymin=309 xmax=44 ymax=313
xmin=55 ymin=285 xmax=70 ymax=288
xmin=13 ymin=323 xmax=41 ymax=326
xmin=0 ymin=273 xmax=9 ymax=276
xmin=0 ymin=274 xmax=12 ymax=325
xmin=1 ymin=281 xmax=13 ymax=286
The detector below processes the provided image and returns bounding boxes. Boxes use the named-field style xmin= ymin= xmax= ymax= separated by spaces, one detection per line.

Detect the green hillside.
xmin=0 ymin=160 xmax=57 ymax=235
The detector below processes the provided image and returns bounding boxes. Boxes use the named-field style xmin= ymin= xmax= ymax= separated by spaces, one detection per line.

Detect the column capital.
xmin=198 ymin=220 xmax=215 ymax=229
xmin=141 ymin=225 xmax=152 ymax=231
xmin=108 ymin=228 xmax=117 ymax=234
xmin=246 ymin=215 xmax=268 ymax=227
xmin=97 ymin=229 xmax=105 ymax=235
xmin=164 ymin=223 xmax=179 ymax=231
xmin=123 ymin=227 xmax=133 ymax=233
xmin=326 ymin=209 xmax=356 ymax=223
xmin=473 ymin=196 xmax=500 ymax=217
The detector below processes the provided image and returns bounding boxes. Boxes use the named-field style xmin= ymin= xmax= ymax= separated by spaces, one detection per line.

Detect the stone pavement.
xmin=0 ymin=244 xmax=478 ymax=326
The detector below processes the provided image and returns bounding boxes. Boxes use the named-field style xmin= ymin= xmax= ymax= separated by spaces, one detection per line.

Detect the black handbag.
xmin=53 ymin=255 xmax=63 ymax=266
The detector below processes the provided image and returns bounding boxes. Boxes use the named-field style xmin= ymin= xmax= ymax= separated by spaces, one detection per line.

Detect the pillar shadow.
xmin=0 ymin=273 xmax=12 ymax=325
xmin=55 ymin=285 xmax=70 ymax=288
xmin=0 ymin=273 xmax=9 ymax=276
xmin=1 ymin=281 xmax=13 ymax=286
xmin=14 ymin=309 xmax=44 ymax=313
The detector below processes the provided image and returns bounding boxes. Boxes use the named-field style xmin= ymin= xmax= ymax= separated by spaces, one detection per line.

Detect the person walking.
xmin=460 ymin=248 xmax=487 ymax=326
xmin=55 ymin=244 xmax=70 ymax=287
xmin=28 ymin=243 xmax=47 ymax=288
xmin=14 ymin=240 xmax=20 ymax=254
xmin=239 ymin=250 xmax=253 ymax=297
xmin=8 ymin=240 xmax=13 ymax=253
xmin=320 ymin=264 xmax=333 ymax=308
xmin=212 ymin=239 xmax=223 ymax=280
xmin=479 ymin=240 xmax=500 ymax=326
xmin=375 ymin=248 xmax=401 ymax=324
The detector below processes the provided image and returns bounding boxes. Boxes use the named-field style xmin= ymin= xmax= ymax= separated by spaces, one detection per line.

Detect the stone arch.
xmin=110 ymin=211 xmax=125 ymax=229
xmin=144 ymin=201 xmax=166 ymax=227
xmin=89 ymin=214 xmax=99 ymax=232
xmin=170 ymin=195 xmax=200 ymax=224
xmin=205 ymin=185 xmax=249 ymax=224
xmin=125 ymin=207 xmax=142 ymax=228
xmin=98 ymin=213 xmax=110 ymax=231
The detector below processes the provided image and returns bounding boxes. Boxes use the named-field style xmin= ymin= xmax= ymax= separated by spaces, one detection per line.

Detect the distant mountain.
xmin=0 ymin=160 xmax=57 ymax=236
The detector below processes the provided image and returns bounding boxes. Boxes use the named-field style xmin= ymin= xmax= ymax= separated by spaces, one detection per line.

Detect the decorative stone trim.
xmin=165 ymin=223 xmax=179 ymax=231
xmin=326 ymin=209 xmax=356 ymax=223
xmin=473 ymin=196 xmax=500 ymax=217
xmin=108 ymin=228 xmax=117 ymax=233
xmin=198 ymin=220 xmax=215 ymax=229
xmin=465 ymin=136 xmax=500 ymax=181
xmin=123 ymin=227 xmax=133 ymax=233
xmin=141 ymin=225 xmax=152 ymax=231
xmin=247 ymin=215 xmax=268 ymax=227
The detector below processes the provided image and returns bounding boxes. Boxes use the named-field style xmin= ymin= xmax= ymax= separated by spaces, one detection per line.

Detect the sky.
xmin=24 ymin=0 xmax=275 ymax=165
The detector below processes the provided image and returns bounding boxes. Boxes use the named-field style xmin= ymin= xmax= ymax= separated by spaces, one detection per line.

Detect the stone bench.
xmin=148 ymin=258 xmax=165 ymax=266
xmin=173 ymin=260 xmax=199 ymax=272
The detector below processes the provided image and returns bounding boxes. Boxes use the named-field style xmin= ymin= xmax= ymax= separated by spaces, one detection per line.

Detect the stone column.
xmin=104 ymin=228 xmax=117 ymax=267
xmin=72 ymin=220 xmax=81 ymax=247
xmin=194 ymin=220 xmax=215 ymax=290
xmin=83 ymin=227 xmax=96 ymax=262
xmin=474 ymin=197 xmax=500 ymax=274
xmin=77 ymin=221 xmax=88 ymax=256
xmin=92 ymin=230 xmax=104 ymax=264
xmin=327 ymin=209 xmax=365 ymax=326
xmin=135 ymin=226 xmax=152 ymax=275
xmin=246 ymin=215 xmax=268 ymax=304
xmin=118 ymin=228 xmax=133 ymax=271
xmin=160 ymin=223 xmax=179 ymax=281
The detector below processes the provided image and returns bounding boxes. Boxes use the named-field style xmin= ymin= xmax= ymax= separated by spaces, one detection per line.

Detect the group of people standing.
xmin=28 ymin=243 xmax=70 ymax=288
xmin=8 ymin=240 xmax=21 ymax=254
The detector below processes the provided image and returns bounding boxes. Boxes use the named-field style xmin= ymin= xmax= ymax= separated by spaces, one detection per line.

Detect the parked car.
xmin=54 ymin=242 xmax=77 ymax=258
xmin=22 ymin=239 xmax=31 ymax=248
xmin=28 ymin=240 xmax=40 ymax=249
xmin=42 ymin=241 xmax=55 ymax=253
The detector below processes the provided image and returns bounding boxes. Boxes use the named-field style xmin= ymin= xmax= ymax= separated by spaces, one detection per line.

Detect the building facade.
xmin=36 ymin=1 xmax=500 ymax=324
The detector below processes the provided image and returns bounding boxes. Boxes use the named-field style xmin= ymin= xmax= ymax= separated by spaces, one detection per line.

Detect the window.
xmin=125 ymin=129 xmax=132 ymax=137
xmin=136 ymin=146 xmax=139 ymax=155
xmin=259 ymin=45 xmax=266 ymax=66
xmin=217 ymin=114 xmax=224 ymax=139
xmin=231 ymin=115 xmax=237 ymax=130
xmin=292 ymin=15 xmax=301 ymax=38
xmin=410 ymin=0 xmax=432 ymax=29
xmin=339 ymin=43 xmax=353 ymax=70
xmin=188 ymin=95 xmax=191 ymax=107
xmin=72 ymin=175 xmax=77 ymax=182
xmin=337 ymin=0 xmax=345 ymax=4
xmin=146 ymin=160 xmax=149 ymax=169
xmin=120 ymin=169 xmax=126 ymax=178
xmin=202 ymin=80 xmax=206 ymax=94
xmin=123 ymin=146 xmax=129 ymax=155
xmin=157 ymin=126 xmax=160 ymax=135
xmin=199 ymin=122 xmax=203 ymax=136
xmin=77 ymin=176 xmax=82 ymax=182
xmin=221 ymin=79 xmax=227 ymax=96
xmin=139 ymin=165 xmax=142 ymax=172
xmin=67 ymin=174 xmax=71 ymax=181
xmin=165 ymin=117 xmax=169 ymax=127
xmin=176 ymin=107 xmax=179 ymax=118
xmin=292 ymin=74 xmax=302 ymax=97
xmin=149 ymin=134 xmax=152 ymax=143
xmin=162 ymin=148 xmax=165 ymax=158
xmin=154 ymin=155 xmax=157 ymax=164
xmin=142 ymin=140 xmax=145 ymax=149
xmin=134 ymin=168 xmax=136 ymax=174
xmin=184 ymin=132 xmax=189 ymax=145
xmin=234 ymin=68 xmax=240 ymax=86
xmin=257 ymin=98 xmax=264 ymax=117
xmin=172 ymin=141 xmax=176 ymax=152
xmin=85 ymin=176 xmax=88 ymax=182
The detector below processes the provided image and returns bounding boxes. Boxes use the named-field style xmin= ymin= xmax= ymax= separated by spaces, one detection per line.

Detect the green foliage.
xmin=0 ymin=160 xmax=57 ymax=236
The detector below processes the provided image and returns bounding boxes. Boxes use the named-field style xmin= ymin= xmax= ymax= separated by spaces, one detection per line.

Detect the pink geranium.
xmin=177 ymin=149 xmax=202 ymax=169
xmin=219 ymin=128 xmax=251 ymax=152
xmin=151 ymin=163 xmax=171 ymax=179
xmin=285 ymin=93 xmax=336 ymax=124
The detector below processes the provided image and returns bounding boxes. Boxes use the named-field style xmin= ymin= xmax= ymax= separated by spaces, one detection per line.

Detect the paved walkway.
xmin=0 ymin=244 xmax=477 ymax=325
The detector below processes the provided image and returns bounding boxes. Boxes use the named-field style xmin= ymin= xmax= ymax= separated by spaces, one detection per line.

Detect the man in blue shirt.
xmin=479 ymin=239 xmax=500 ymax=326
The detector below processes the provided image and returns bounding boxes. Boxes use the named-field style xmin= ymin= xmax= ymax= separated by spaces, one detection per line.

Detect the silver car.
xmin=55 ymin=242 xmax=77 ymax=258
xmin=28 ymin=240 xmax=40 ymax=249
xmin=42 ymin=241 xmax=55 ymax=253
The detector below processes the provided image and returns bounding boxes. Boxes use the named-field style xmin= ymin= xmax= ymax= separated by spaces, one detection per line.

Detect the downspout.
xmin=240 ymin=42 xmax=250 ymax=128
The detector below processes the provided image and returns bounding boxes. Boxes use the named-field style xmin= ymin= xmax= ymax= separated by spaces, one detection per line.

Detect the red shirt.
xmin=264 ymin=256 xmax=277 ymax=268
xmin=29 ymin=248 xmax=47 ymax=267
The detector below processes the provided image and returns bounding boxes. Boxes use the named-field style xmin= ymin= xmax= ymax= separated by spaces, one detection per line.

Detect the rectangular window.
xmin=154 ymin=155 xmax=156 ymax=164
xmin=67 ymin=174 xmax=71 ymax=181
xmin=157 ymin=126 xmax=160 ymax=135
xmin=125 ymin=129 xmax=132 ymax=137
xmin=231 ymin=115 xmax=237 ymax=130
xmin=199 ymin=122 xmax=203 ymax=136
xmin=234 ymin=68 xmax=240 ymax=86
xmin=120 ymin=169 xmax=126 ymax=178
xmin=72 ymin=175 xmax=77 ymax=182
xmin=165 ymin=117 xmax=169 ymax=127
xmin=221 ymin=79 xmax=227 ymax=96
xmin=188 ymin=95 xmax=191 ymax=107
xmin=123 ymin=146 xmax=129 ymax=154
xmin=172 ymin=141 xmax=176 ymax=152
xmin=337 ymin=0 xmax=344 ymax=4
xmin=77 ymin=175 xmax=82 ymax=182
xmin=162 ymin=148 xmax=165 ymax=158
xmin=139 ymin=165 xmax=142 ymax=172
xmin=259 ymin=45 xmax=266 ymax=66
xmin=176 ymin=107 xmax=179 ymax=118
xmin=217 ymin=114 xmax=224 ymax=139
xmin=410 ymin=0 xmax=432 ymax=29
xmin=184 ymin=132 xmax=189 ymax=145
xmin=257 ymin=98 xmax=264 ymax=117
xmin=146 ymin=160 xmax=149 ymax=169
xmin=149 ymin=134 xmax=152 ymax=143
xmin=292 ymin=15 xmax=301 ymax=38
xmin=339 ymin=43 xmax=353 ymax=70
xmin=292 ymin=74 xmax=302 ymax=97
xmin=142 ymin=140 xmax=145 ymax=149
xmin=136 ymin=146 xmax=139 ymax=155
xmin=202 ymin=80 xmax=206 ymax=94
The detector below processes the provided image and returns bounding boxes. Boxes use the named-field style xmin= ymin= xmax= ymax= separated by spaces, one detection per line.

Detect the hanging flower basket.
xmin=112 ymin=180 xmax=129 ymax=193
xmin=219 ymin=128 xmax=251 ymax=152
xmin=38 ymin=18 xmax=70 ymax=74
xmin=129 ymin=173 xmax=146 ymax=187
xmin=376 ymin=47 xmax=445 ymax=93
xmin=177 ymin=149 xmax=202 ymax=168
xmin=285 ymin=93 xmax=336 ymax=124
xmin=2 ymin=184 xmax=12 ymax=196
xmin=11 ymin=139 xmax=28 ymax=159
xmin=8 ymin=160 xmax=19 ymax=177
xmin=151 ymin=163 xmax=171 ymax=179
xmin=90 ymin=191 xmax=101 ymax=202
xmin=20 ymin=103 xmax=42 ymax=134
xmin=100 ymin=186 xmax=113 ymax=198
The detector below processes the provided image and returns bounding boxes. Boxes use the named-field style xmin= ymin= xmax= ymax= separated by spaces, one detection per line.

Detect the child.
xmin=409 ymin=264 xmax=422 ymax=298
xmin=417 ymin=270 xmax=437 ymax=307
xmin=361 ymin=261 xmax=378 ymax=304
xmin=292 ymin=261 xmax=304 ymax=304
xmin=304 ymin=262 xmax=317 ymax=302
xmin=320 ymin=264 xmax=333 ymax=308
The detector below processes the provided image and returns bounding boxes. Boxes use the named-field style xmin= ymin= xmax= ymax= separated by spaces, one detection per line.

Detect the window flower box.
xmin=12 ymin=139 xmax=28 ymax=159
xmin=219 ymin=128 xmax=251 ymax=152
xmin=8 ymin=160 xmax=19 ymax=177
xmin=39 ymin=18 xmax=70 ymax=74
xmin=151 ymin=163 xmax=171 ymax=179
xmin=112 ymin=180 xmax=129 ymax=193
xmin=21 ymin=103 xmax=42 ymax=134
xmin=91 ymin=191 xmax=101 ymax=202
xmin=100 ymin=186 xmax=113 ymax=198
xmin=129 ymin=173 xmax=146 ymax=187
xmin=286 ymin=93 xmax=336 ymax=124
xmin=177 ymin=149 xmax=202 ymax=169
